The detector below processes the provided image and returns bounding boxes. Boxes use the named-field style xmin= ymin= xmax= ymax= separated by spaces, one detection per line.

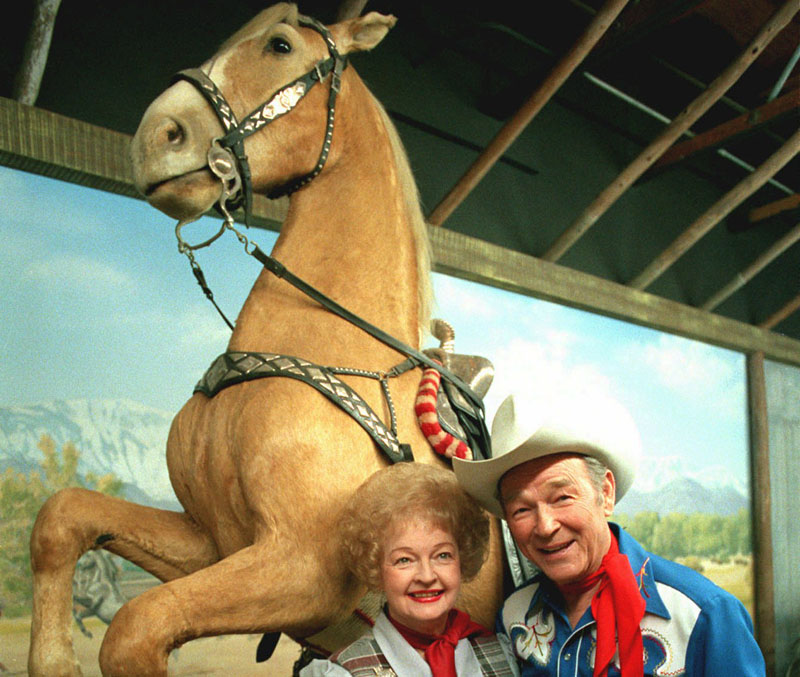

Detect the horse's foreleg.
xmin=28 ymin=487 xmax=218 ymax=677
xmin=98 ymin=541 xmax=357 ymax=677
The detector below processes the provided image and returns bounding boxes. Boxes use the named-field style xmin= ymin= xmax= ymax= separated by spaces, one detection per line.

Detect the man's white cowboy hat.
xmin=453 ymin=389 xmax=641 ymax=518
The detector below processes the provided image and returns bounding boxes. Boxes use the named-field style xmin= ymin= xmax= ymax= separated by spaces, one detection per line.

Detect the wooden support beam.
xmin=701 ymin=221 xmax=800 ymax=311
xmin=760 ymin=292 xmax=800 ymax=331
xmin=13 ymin=0 xmax=62 ymax=105
xmin=747 ymin=351 xmax=775 ymax=675
xmin=425 ymin=0 xmax=631 ymax=228
xmin=629 ymin=126 xmax=800 ymax=290
xmin=541 ymin=0 xmax=800 ymax=263
xmin=748 ymin=192 xmax=800 ymax=224
xmin=430 ymin=226 xmax=800 ymax=366
xmin=651 ymin=87 xmax=800 ymax=171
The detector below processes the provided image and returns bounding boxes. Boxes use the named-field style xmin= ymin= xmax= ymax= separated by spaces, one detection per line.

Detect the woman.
xmin=301 ymin=462 xmax=519 ymax=677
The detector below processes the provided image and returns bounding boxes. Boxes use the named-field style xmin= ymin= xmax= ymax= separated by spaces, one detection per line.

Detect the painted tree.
xmin=0 ymin=435 xmax=122 ymax=616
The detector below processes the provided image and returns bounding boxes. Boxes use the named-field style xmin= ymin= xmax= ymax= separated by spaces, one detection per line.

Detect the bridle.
xmin=173 ymin=14 xmax=347 ymax=227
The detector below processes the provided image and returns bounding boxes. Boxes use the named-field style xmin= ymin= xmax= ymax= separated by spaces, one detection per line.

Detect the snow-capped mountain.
xmin=0 ymin=399 xmax=178 ymax=505
xmin=617 ymin=476 xmax=748 ymax=516
xmin=1 ymin=399 xmax=750 ymax=517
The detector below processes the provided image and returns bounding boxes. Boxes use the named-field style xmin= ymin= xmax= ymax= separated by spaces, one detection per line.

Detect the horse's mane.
xmin=370 ymin=95 xmax=433 ymax=342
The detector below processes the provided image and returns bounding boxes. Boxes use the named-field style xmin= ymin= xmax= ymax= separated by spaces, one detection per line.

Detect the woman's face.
xmin=380 ymin=518 xmax=462 ymax=635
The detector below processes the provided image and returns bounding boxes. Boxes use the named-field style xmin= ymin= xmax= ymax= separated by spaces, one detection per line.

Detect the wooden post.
xmin=747 ymin=351 xmax=775 ymax=676
xmin=701 ymin=221 xmax=800 ymax=311
xmin=541 ymin=0 xmax=800 ymax=262
xmin=629 ymin=126 xmax=800 ymax=290
xmin=425 ymin=0 xmax=631 ymax=228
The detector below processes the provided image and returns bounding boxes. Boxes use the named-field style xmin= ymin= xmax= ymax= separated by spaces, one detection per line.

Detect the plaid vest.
xmin=332 ymin=633 xmax=517 ymax=676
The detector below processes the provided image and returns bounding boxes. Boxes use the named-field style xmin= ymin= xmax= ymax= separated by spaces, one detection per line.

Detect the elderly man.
xmin=454 ymin=390 xmax=765 ymax=676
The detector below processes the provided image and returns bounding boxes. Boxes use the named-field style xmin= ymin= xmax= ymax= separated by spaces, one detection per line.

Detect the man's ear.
xmin=602 ymin=470 xmax=616 ymax=517
xmin=333 ymin=12 xmax=397 ymax=55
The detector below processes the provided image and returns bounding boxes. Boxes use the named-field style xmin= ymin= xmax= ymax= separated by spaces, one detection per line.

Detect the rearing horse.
xmin=28 ymin=5 xmax=503 ymax=676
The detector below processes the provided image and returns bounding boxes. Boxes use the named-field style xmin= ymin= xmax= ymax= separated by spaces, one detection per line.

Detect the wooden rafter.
xmin=425 ymin=0 xmax=631 ymax=228
xmin=702 ymin=221 xmax=800 ymax=311
xmin=629 ymin=126 xmax=800 ymax=290
xmin=541 ymin=0 xmax=800 ymax=262
xmin=651 ymin=87 xmax=800 ymax=171
xmin=760 ymin=292 xmax=800 ymax=331
xmin=748 ymin=192 xmax=800 ymax=224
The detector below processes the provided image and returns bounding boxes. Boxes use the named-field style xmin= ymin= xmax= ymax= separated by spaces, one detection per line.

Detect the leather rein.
xmin=168 ymin=14 xmax=491 ymax=462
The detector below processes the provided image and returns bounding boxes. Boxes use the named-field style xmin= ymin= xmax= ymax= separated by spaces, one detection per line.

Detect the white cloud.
xmin=483 ymin=335 xmax=614 ymax=421
xmin=25 ymin=253 xmax=135 ymax=292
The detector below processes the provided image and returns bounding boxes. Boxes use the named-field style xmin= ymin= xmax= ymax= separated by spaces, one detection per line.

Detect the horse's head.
xmin=130 ymin=3 xmax=396 ymax=221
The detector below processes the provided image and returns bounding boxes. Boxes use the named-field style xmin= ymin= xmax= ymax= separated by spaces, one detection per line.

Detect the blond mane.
xmin=371 ymin=95 xmax=433 ymax=342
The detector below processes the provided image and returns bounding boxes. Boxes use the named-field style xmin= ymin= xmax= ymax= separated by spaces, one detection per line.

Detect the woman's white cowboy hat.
xmin=453 ymin=389 xmax=641 ymax=518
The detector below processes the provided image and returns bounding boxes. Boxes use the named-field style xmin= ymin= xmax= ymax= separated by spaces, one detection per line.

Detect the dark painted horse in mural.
xmin=28 ymin=4 xmax=502 ymax=675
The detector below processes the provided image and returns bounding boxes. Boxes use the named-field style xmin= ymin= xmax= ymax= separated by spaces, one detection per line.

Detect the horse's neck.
xmin=230 ymin=77 xmax=424 ymax=365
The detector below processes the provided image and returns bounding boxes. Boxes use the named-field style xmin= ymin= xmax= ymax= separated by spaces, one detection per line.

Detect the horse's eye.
xmin=267 ymin=36 xmax=292 ymax=54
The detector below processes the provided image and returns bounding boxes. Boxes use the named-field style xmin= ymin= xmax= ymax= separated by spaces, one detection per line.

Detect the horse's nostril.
xmin=165 ymin=122 xmax=184 ymax=145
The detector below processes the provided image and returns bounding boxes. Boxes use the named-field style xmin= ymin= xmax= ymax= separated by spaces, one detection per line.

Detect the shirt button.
xmin=564 ymin=653 xmax=571 ymax=661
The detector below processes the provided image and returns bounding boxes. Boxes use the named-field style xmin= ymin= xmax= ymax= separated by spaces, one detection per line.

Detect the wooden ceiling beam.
xmin=701 ymin=221 xmax=800 ymax=311
xmin=651 ymin=87 xmax=800 ymax=171
xmin=748 ymin=192 xmax=800 ymax=224
xmin=541 ymin=0 xmax=800 ymax=263
xmin=425 ymin=0 xmax=631 ymax=228
xmin=760 ymin=292 xmax=800 ymax=331
xmin=630 ymin=126 xmax=800 ymax=290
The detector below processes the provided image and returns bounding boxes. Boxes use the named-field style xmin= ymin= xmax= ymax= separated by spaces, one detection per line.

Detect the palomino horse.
xmin=28 ymin=4 xmax=503 ymax=675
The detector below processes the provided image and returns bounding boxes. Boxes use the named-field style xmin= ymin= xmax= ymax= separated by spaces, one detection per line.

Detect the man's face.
xmin=500 ymin=453 xmax=614 ymax=586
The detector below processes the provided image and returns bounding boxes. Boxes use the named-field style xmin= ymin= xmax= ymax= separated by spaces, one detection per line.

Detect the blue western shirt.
xmin=496 ymin=523 xmax=765 ymax=676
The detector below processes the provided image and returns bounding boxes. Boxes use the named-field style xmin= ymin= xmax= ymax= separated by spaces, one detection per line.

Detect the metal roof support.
xmin=541 ymin=0 xmax=800 ymax=262
xmin=425 ymin=0 xmax=631 ymax=228
xmin=629 ymin=127 xmax=800 ymax=290
xmin=760 ymin=292 xmax=800 ymax=331
xmin=701 ymin=221 xmax=800 ymax=311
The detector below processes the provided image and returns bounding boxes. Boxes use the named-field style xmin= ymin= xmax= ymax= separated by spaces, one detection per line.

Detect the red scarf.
xmin=387 ymin=608 xmax=491 ymax=677
xmin=559 ymin=529 xmax=646 ymax=676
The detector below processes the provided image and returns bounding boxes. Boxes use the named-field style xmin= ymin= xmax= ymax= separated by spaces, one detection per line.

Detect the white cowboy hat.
xmin=452 ymin=389 xmax=641 ymax=517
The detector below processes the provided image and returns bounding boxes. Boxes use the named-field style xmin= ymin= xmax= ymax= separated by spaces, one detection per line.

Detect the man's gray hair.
xmin=582 ymin=455 xmax=609 ymax=504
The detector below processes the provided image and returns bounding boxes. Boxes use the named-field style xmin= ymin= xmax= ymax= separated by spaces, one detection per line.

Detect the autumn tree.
xmin=0 ymin=435 xmax=123 ymax=616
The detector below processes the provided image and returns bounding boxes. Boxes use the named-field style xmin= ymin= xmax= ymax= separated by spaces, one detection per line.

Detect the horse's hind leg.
xmin=98 ymin=540 xmax=356 ymax=677
xmin=28 ymin=487 xmax=218 ymax=677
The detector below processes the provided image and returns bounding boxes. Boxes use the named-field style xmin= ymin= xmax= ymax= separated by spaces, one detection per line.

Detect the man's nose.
xmin=533 ymin=506 xmax=559 ymax=537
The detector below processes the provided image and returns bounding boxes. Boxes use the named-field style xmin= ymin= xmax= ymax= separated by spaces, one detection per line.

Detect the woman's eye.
xmin=437 ymin=551 xmax=454 ymax=560
xmin=267 ymin=36 xmax=292 ymax=54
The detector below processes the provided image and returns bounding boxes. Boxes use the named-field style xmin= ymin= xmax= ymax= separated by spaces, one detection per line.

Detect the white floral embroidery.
xmin=510 ymin=606 xmax=556 ymax=665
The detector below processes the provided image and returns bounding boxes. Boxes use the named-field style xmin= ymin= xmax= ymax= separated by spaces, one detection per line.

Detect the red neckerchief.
xmin=387 ymin=608 xmax=491 ymax=677
xmin=559 ymin=528 xmax=646 ymax=676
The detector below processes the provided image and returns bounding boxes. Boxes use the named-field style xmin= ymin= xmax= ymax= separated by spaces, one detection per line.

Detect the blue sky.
xmin=0 ymin=165 xmax=749 ymax=494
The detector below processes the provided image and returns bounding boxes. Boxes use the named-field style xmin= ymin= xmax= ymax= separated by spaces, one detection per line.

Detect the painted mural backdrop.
xmin=1 ymin=166 xmax=752 ymax=670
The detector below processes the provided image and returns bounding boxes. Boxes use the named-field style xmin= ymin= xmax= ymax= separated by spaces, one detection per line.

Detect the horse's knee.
xmin=99 ymin=600 xmax=170 ymax=677
xmin=31 ymin=488 xmax=96 ymax=568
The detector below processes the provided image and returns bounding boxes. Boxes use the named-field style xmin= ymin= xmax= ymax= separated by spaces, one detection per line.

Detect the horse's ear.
xmin=335 ymin=11 xmax=397 ymax=54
